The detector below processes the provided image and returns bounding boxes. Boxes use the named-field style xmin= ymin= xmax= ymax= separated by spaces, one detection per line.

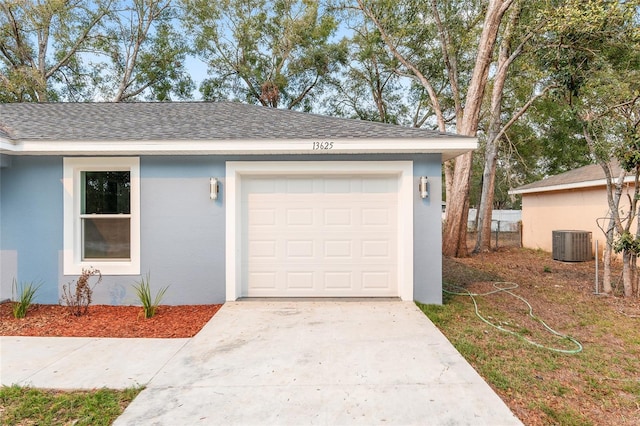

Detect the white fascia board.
xmin=2 ymin=137 xmax=477 ymax=161
xmin=509 ymin=176 xmax=636 ymax=195
xmin=0 ymin=137 xmax=15 ymax=152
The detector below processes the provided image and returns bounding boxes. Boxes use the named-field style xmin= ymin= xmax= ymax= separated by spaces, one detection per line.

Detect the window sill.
xmin=63 ymin=258 xmax=140 ymax=276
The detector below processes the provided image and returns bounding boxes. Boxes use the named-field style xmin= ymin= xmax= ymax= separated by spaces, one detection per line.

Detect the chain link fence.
xmin=466 ymin=209 xmax=522 ymax=249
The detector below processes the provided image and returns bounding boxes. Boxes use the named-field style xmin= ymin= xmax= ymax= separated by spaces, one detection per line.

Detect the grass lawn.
xmin=422 ymin=248 xmax=640 ymax=426
xmin=0 ymin=385 xmax=142 ymax=425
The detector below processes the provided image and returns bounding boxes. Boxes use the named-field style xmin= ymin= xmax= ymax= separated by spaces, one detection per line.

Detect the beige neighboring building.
xmin=509 ymin=163 xmax=634 ymax=256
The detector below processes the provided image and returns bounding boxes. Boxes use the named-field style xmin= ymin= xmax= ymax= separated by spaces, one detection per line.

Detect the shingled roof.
xmin=0 ymin=102 xmax=476 ymax=159
xmin=0 ymin=101 xmax=462 ymax=141
xmin=510 ymin=162 xmax=630 ymax=195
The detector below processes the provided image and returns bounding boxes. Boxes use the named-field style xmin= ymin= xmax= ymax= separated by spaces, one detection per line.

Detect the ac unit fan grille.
xmin=552 ymin=230 xmax=592 ymax=262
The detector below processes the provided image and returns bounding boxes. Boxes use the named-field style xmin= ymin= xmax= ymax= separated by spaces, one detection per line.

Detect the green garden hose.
xmin=444 ymin=282 xmax=583 ymax=354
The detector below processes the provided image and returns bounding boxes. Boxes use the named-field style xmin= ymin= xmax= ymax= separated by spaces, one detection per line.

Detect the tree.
xmin=472 ymin=0 xmax=558 ymax=252
xmin=182 ymin=0 xmax=348 ymax=109
xmin=544 ymin=0 xmax=640 ymax=296
xmin=91 ymin=0 xmax=194 ymax=102
xmin=0 ymin=0 xmax=112 ymax=102
xmin=322 ymin=17 xmax=409 ymax=124
xmin=354 ymin=0 xmax=516 ymax=257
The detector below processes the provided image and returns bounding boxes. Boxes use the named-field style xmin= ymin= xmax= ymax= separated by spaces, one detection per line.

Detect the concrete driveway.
xmin=114 ymin=301 xmax=522 ymax=425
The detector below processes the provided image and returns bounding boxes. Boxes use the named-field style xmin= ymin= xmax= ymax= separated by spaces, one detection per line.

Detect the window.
xmin=64 ymin=158 xmax=140 ymax=275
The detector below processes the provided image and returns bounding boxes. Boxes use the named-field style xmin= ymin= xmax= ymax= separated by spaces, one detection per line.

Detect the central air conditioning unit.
xmin=552 ymin=230 xmax=592 ymax=262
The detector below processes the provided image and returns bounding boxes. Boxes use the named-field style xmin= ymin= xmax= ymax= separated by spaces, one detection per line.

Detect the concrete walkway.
xmin=1 ymin=301 xmax=522 ymax=425
xmin=1 ymin=336 xmax=189 ymax=389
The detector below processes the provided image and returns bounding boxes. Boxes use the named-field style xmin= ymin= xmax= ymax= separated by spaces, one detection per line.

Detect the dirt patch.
xmin=0 ymin=303 xmax=222 ymax=338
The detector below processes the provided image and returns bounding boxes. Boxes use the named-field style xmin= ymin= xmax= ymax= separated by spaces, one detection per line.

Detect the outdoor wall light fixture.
xmin=419 ymin=176 xmax=429 ymax=199
xmin=210 ymin=178 xmax=219 ymax=200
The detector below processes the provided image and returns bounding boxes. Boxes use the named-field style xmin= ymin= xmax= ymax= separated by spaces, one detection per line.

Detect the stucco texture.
xmin=521 ymin=185 xmax=635 ymax=256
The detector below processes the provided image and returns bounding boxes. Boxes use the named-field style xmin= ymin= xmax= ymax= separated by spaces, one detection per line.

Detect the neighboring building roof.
xmin=509 ymin=162 xmax=631 ymax=195
xmin=0 ymin=102 xmax=476 ymax=159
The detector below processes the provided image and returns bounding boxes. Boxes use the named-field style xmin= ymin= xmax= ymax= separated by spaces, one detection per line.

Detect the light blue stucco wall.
xmin=0 ymin=154 xmax=444 ymax=305
xmin=0 ymin=156 xmax=63 ymax=303
xmin=413 ymin=157 xmax=443 ymax=304
xmin=138 ymin=156 xmax=226 ymax=305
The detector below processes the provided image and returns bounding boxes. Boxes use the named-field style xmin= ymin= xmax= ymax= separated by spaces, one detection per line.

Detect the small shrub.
xmin=60 ymin=267 xmax=102 ymax=316
xmin=12 ymin=279 xmax=41 ymax=318
xmin=133 ymin=273 xmax=169 ymax=318
xmin=543 ymin=266 xmax=552 ymax=273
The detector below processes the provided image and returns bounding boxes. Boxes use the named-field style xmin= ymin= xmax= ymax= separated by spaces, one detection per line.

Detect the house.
xmin=0 ymin=102 xmax=475 ymax=305
xmin=509 ymin=162 xmax=633 ymax=255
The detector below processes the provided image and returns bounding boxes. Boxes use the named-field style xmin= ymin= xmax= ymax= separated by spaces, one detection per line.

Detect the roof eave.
xmin=0 ymin=137 xmax=477 ymax=162
xmin=0 ymin=136 xmax=14 ymax=152
xmin=509 ymin=176 xmax=636 ymax=195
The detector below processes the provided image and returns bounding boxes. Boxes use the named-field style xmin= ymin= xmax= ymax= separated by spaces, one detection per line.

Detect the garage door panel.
xmin=323 ymin=177 xmax=353 ymax=193
xmin=362 ymin=177 xmax=396 ymax=193
xmin=286 ymin=272 xmax=314 ymax=289
xmin=248 ymin=272 xmax=278 ymax=289
xmin=286 ymin=208 xmax=314 ymax=225
xmin=323 ymin=209 xmax=352 ymax=226
xmin=362 ymin=240 xmax=392 ymax=258
xmin=323 ymin=240 xmax=353 ymax=258
xmin=248 ymin=240 xmax=277 ymax=258
xmin=286 ymin=177 xmax=314 ymax=193
xmin=243 ymin=175 xmax=398 ymax=297
xmin=362 ymin=208 xmax=392 ymax=226
xmin=285 ymin=240 xmax=314 ymax=257
xmin=362 ymin=271 xmax=393 ymax=289
xmin=323 ymin=272 xmax=353 ymax=289
xmin=249 ymin=208 xmax=277 ymax=226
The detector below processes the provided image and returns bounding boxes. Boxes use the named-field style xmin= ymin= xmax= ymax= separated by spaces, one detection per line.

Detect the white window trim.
xmin=63 ymin=157 xmax=140 ymax=275
xmin=225 ymin=161 xmax=414 ymax=302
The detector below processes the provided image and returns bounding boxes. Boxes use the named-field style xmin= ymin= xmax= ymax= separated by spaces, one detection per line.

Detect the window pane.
xmin=83 ymin=171 xmax=130 ymax=214
xmin=82 ymin=218 xmax=131 ymax=259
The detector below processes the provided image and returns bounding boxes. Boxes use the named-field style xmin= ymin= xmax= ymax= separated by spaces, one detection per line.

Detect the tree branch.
xmin=431 ymin=0 xmax=461 ymax=118
xmin=355 ymin=0 xmax=446 ymax=131
xmin=288 ymin=74 xmax=319 ymax=110
xmin=46 ymin=2 xmax=112 ymax=79
xmin=495 ymin=84 xmax=556 ymax=142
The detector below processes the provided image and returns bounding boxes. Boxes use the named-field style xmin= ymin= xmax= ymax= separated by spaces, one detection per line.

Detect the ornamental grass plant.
xmin=133 ymin=273 xmax=169 ymax=318
xmin=11 ymin=279 xmax=41 ymax=319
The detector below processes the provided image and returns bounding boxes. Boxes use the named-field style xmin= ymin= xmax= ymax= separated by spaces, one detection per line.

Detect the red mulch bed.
xmin=0 ymin=303 xmax=222 ymax=338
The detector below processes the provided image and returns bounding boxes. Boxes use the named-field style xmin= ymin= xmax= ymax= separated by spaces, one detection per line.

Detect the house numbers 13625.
xmin=312 ymin=141 xmax=334 ymax=150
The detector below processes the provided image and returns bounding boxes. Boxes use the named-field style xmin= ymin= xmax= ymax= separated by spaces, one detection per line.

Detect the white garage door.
xmin=242 ymin=175 xmax=398 ymax=297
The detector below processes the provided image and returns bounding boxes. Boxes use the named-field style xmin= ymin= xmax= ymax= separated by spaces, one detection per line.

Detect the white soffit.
xmin=0 ymin=137 xmax=477 ymax=161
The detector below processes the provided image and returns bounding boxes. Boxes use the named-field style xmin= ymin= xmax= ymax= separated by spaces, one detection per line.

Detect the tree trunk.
xmin=474 ymin=3 xmax=521 ymax=253
xmin=443 ymin=151 xmax=474 ymax=257
xmin=632 ymin=255 xmax=638 ymax=297
xmin=474 ymin=140 xmax=498 ymax=253
xmin=623 ymin=251 xmax=633 ymax=297
xmin=442 ymin=0 xmax=513 ymax=257
xmin=443 ymin=159 xmax=454 ymax=215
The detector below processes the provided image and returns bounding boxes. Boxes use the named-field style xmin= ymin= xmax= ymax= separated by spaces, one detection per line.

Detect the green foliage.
xmin=133 ymin=273 xmax=169 ymax=319
xmin=321 ymin=9 xmax=410 ymax=124
xmin=0 ymin=0 xmax=112 ymax=102
xmin=0 ymin=385 xmax=142 ymax=426
xmin=89 ymin=1 xmax=194 ymax=101
xmin=616 ymin=135 xmax=640 ymax=172
xmin=613 ymin=232 xmax=640 ymax=255
xmin=183 ymin=0 xmax=347 ymax=109
xmin=60 ymin=268 xmax=102 ymax=316
xmin=11 ymin=279 xmax=41 ymax=319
